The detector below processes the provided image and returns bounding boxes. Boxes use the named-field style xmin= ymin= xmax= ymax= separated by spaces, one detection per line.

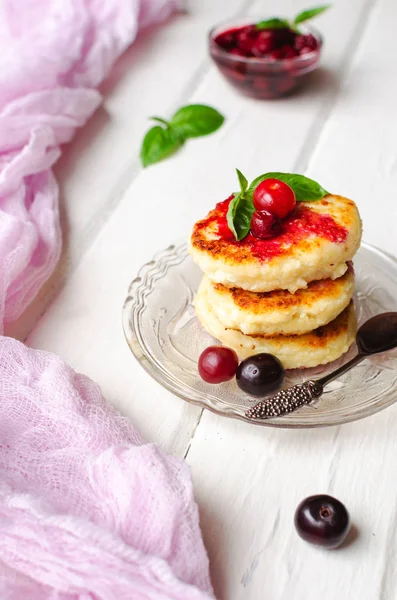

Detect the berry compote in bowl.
xmin=209 ymin=18 xmax=322 ymax=99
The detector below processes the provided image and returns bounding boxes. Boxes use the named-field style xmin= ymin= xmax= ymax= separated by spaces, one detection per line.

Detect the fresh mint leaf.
xmin=227 ymin=192 xmax=255 ymax=241
xmin=236 ymin=168 xmax=248 ymax=193
xmin=140 ymin=126 xmax=184 ymax=168
xmin=248 ymin=172 xmax=329 ymax=202
xmin=141 ymin=104 xmax=225 ymax=167
xmin=293 ymin=4 xmax=331 ymax=26
xmin=256 ymin=17 xmax=290 ymax=30
xmin=150 ymin=116 xmax=171 ymax=127
xmin=170 ymin=104 xmax=224 ymax=139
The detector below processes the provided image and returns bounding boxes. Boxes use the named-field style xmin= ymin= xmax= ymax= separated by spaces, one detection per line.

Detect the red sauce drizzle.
xmin=204 ymin=197 xmax=348 ymax=262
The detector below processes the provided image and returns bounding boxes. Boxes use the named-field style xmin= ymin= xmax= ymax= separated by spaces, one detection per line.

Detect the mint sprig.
xmin=294 ymin=5 xmax=331 ymax=26
xmin=140 ymin=104 xmax=225 ymax=167
xmin=256 ymin=18 xmax=290 ymax=31
xmin=256 ymin=4 xmax=330 ymax=32
xmin=226 ymin=170 xmax=329 ymax=241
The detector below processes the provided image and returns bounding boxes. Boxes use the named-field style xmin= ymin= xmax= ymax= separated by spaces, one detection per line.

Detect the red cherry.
xmin=252 ymin=30 xmax=275 ymax=56
xmin=280 ymin=45 xmax=298 ymax=59
xmin=303 ymin=34 xmax=318 ymax=50
xmin=253 ymin=179 xmax=296 ymax=218
xmin=236 ymin=25 xmax=257 ymax=55
xmin=268 ymin=48 xmax=284 ymax=60
xmin=294 ymin=35 xmax=308 ymax=51
xmin=198 ymin=346 xmax=239 ymax=384
xmin=295 ymin=34 xmax=318 ymax=54
xmin=214 ymin=29 xmax=238 ymax=50
xmin=230 ymin=47 xmax=246 ymax=57
xmin=250 ymin=210 xmax=282 ymax=239
xmin=268 ymin=45 xmax=297 ymax=60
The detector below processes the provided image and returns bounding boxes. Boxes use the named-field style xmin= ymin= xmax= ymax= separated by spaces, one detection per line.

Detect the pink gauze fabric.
xmin=0 ymin=0 xmax=181 ymax=333
xmin=0 ymin=336 xmax=214 ymax=599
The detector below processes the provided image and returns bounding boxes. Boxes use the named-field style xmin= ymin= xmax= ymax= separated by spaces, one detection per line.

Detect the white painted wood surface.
xmin=9 ymin=0 xmax=397 ymax=597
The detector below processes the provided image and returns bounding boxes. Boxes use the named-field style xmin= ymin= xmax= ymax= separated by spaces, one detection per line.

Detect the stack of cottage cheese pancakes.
xmin=189 ymin=192 xmax=362 ymax=369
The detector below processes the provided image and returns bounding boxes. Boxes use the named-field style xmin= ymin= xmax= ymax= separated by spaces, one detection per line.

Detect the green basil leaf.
xmin=256 ymin=18 xmax=290 ymax=30
xmin=170 ymin=104 xmax=224 ymax=139
xmin=293 ymin=4 xmax=331 ymax=25
xmin=227 ymin=192 xmax=255 ymax=241
xmin=248 ymin=172 xmax=329 ymax=202
xmin=140 ymin=126 xmax=184 ymax=168
xmin=236 ymin=168 xmax=248 ymax=193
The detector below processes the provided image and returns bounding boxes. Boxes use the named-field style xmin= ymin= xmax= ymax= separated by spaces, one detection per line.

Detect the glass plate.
xmin=122 ymin=242 xmax=397 ymax=428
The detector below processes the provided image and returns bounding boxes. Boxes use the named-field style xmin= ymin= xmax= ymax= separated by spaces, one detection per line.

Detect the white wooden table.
xmin=8 ymin=0 xmax=397 ymax=598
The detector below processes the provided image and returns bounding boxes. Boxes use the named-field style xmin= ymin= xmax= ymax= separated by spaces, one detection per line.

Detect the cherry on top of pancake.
xmin=191 ymin=194 xmax=355 ymax=264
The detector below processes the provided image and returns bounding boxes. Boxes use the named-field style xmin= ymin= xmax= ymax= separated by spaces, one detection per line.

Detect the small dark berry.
xmin=294 ymin=495 xmax=351 ymax=549
xmin=236 ymin=353 xmax=285 ymax=397
xmin=250 ymin=210 xmax=282 ymax=239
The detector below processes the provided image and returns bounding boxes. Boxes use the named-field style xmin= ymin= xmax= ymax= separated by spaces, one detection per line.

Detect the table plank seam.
xmin=183 ymin=408 xmax=204 ymax=460
xmin=295 ymin=0 xmax=379 ymax=175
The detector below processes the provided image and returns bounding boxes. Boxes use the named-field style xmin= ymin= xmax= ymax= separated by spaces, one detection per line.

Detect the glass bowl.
xmin=123 ymin=241 xmax=397 ymax=429
xmin=209 ymin=18 xmax=322 ymax=99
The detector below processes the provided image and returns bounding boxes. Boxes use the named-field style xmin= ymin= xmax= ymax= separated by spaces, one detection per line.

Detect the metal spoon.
xmin=245 ymin=312 xmax=397 ymax=420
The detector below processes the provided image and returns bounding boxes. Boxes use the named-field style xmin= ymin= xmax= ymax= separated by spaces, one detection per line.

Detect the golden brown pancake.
xmin=189 ymin=195 xmax=362 ymax=293
xmin=202 ymin=267 xmax=355 ymax=335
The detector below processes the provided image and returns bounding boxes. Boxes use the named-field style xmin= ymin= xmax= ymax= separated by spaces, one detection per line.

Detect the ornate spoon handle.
xmin=245 ymin=380 xmax=324 ymax=420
